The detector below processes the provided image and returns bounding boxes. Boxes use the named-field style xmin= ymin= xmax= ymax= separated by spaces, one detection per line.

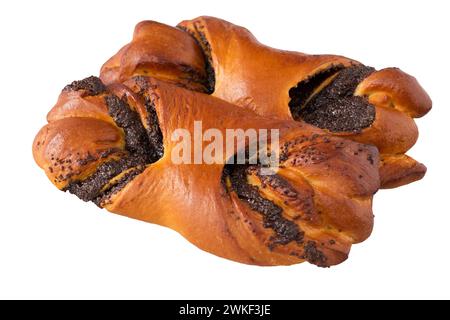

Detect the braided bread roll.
xmin=101 ymin=17 xmax=431 ymax=189
xmin=33 ymin=75 xmax=379 ymax=267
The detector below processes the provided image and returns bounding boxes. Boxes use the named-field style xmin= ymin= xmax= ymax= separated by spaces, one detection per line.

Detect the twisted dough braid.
xmin=35 ymin=16 xmax=432 ymax=266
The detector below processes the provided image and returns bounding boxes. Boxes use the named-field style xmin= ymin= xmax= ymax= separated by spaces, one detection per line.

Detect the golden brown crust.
xmin=33 ymin=75 xmax=380 ymax=267
xmin=356 ymin=68 xmax=432 ymax=118
xmin=379 ymin=154 xmax=427 ymax=189
xmin=47 ymin=88 xmax=111 ymax=123
xmin=32 ymin=117 xmax=125 ymax=189
xmin=100 ymin=21 xmax=208 ymax=92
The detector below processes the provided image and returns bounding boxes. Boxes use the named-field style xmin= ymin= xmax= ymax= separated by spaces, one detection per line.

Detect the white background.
xmin=0 ymin=0 xmax=449 ymax=299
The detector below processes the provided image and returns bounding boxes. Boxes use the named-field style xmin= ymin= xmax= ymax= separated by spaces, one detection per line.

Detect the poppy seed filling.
xmin=143 ymin=97 xmax=164 ymax=160
xmin=289 ymin=64 xmax=345 ymax=119
xmin=65 ymin=156 xmax=147 ymax=203
xmin=63 ymin=76 xmax=107 ymax=96
xmin=226 ymin=164 xmax=305 ymax=248
xmin=178 ymin=25 xmax=215 ymax=93
xmin=290 ymin=65 xmax=376 ymax=132
xmin=224 ymin=163 xmax=328 ymax=266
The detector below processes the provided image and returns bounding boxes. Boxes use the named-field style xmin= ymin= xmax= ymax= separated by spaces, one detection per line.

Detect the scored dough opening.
xmin=289 ymin=65 xmax=376 ymax=132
